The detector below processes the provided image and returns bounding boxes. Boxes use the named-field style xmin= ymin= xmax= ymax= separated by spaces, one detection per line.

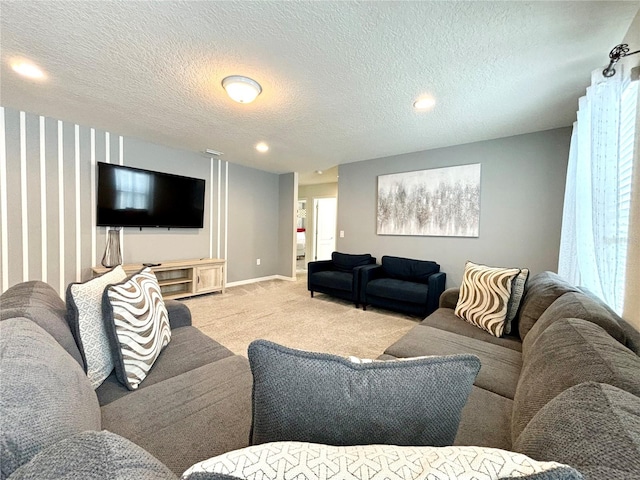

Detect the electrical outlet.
xmin=256 ymin=258 xmax=261 ymax=266
xmin=340 ymin=230 xmax=345 ymax=238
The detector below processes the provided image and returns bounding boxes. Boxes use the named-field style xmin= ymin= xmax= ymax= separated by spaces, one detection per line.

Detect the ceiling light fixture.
xmin=413 ymin=97 xmax=436 ymax=110
xmin=11 ymin=60 xmax=45 ymax=80
xmin=315 ymin=170 xmax=323 ymax=175
xmin=256 ymin=142 xmax=269 ymax=153
xmin=222 ymin=75 xmax=262 ymax=103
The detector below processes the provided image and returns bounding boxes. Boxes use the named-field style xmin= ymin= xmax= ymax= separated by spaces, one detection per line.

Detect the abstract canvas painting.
xmin=377 ymin=163 xmax=481 ymax=237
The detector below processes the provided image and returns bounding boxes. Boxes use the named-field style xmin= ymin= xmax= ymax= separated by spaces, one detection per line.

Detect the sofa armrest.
xmin=426 ymin=272 xmax=447 ymax=315
xmin=359 ymin=264 xmax=384 ymax=305
xmin=439 ymin=288 xmax=460 ymax=310
xmin=165 ymin=300 xmax=192 ymax=329
xmin=307 ymin=260 xmax=335 ymax=291
xmin=307 ymin=260 xmax=334 ymax=276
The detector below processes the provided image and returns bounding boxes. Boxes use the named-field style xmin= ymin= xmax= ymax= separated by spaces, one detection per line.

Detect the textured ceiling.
xmin=1 ymin=1 xmax=638 ymax=175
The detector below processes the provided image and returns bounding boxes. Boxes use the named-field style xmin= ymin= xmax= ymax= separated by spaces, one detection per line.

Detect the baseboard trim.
xmin=226 ymin=274 xmax=296 ymax=288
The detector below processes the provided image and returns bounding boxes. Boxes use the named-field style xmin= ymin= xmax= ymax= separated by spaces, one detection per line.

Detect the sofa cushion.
xmin=523 ymin=291 xmax=640 ymax=359
xmin=183 ymin=442 xmax=582 ymax=480
xmin=421 ymin=308 xmax=522 ymax=352
xmin=455 ymin=261 xmax=521 ymax=337
xmin=247 ymin=339 xmax=480 ymax=447
xmin=0 ymin=318 xmax=101 ymax=479
xmin=100 ymin=355 xmax=253 ymax=476
xmin=381 ymin=255 xmax=439 ymax=284
xmin=331 ymin=252 xmax=372 ymax=272
xmin=366 ymin=277 xmax=429 ymax=304
xmin=455 ymin=386 xmax=514 ymax=451
xmin=96 ymin=326 xmax=235 ymax=406
xmin=103 ymin=267 xmax=171 ymax=390
xmin=579 ymin=287 xmax=640 ymax=355
xmin=512 ymin=318 xmax=640 ymax=444
xmin=385 ymin=324 xmax=522 ymax=399
xmin=66 ymin=265 xmax=127 ymax=389
xmin=8 ymin=430 xmax=177 ymax=480
xmin=514 ymin=382 xmax=640 ymax=479
xmin=309 ymin=270 xmax=353 ymax=292
xmin=517 ymin=271 xmax=579 ymax=341
xmin=0 ymin=281 xmax=84 ymax=367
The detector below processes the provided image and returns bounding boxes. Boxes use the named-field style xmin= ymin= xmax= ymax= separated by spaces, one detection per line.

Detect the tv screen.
xmin=97 ymin=162 xmax=205 ymax=228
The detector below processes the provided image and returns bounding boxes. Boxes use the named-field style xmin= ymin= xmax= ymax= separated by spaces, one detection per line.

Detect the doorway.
xmin=313 ymin=197 xmax=337 ymax=261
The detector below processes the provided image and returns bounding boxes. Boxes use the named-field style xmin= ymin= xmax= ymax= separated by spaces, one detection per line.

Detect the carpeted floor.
xmin=182 ymin=274 xmax=418 ymax=358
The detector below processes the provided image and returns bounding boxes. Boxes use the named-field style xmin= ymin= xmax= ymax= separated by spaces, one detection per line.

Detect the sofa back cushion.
xmin=514 ymin=382 xmax=640 ymax=479
xmin=512 ymin=318 xmax=640 ymax=444
xmin=517 ymin=272 xmax=579 ymax=341
xmin=523 ymin=291 xmax=640 ymax=358
xmin=381 ymin=256 xmax=440 ymax=284
xmin=331 ymin=252 xmax=374 ymax=272
xmin=0 ymin=281 xmax=84 ymax=367
xmin=248 ymin=339 xmax=480 ymax=447
xmin=0 ymin=318 xmax=101 ymax=479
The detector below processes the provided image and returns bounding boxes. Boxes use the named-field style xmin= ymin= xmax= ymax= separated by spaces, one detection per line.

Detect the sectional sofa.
xmin=382 ymin=271 xmax=640 ymax=478
xmin=1 ymin=272 xmax=639 ymax=478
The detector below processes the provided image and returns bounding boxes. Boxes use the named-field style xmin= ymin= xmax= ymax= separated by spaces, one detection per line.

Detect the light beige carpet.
xmin=183 ymin=274 xmax=418 ymax=358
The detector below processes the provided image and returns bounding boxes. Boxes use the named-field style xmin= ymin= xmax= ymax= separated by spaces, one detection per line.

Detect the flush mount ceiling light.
xmin=315 ymin=170 xmax=323 ymax=174
xmin=222 ymin=75 xmax=262 ymax=103
xmin=11 ymin=60 xmax=45 ymax=80
xmin=256 ymin=142 xmax=269 ymax=153
xmin=413 ymin=97 xmax=436 ymax=110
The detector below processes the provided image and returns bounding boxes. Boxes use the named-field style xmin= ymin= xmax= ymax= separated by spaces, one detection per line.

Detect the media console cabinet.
xmin=92 ymin=258 xmax=226 ymax=300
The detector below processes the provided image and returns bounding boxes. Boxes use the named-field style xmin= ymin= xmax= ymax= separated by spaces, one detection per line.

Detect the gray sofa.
xmin=2 ymin=273 xmax=640 ymax=479
xmin=0 ymin=281 xmax=253 ymax=478
xmin=382 ymin=271 xmax=640 ymax=478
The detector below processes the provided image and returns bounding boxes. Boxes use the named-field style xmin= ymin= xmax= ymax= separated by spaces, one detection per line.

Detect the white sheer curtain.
xmin=559 ymin=67 xmax=636 ymax=314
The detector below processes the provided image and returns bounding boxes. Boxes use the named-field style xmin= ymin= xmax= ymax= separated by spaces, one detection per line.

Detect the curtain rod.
xmin=603 ymin=44 xmax=640 ymax=78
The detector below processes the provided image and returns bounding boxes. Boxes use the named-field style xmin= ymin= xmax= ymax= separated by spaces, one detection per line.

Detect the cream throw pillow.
xmin=182 ymin=442 xmax=582 ymax=480
xmin=455 ymin=261 xmax=521 ymax=337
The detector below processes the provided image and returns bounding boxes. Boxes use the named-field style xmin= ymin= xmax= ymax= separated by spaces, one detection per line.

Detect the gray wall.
xmin=336 ymin=128 xmax=572 ymax=287
xmin=0 ymin=106 xmax=284 ymax=295
xmin=226 ymin=162 xmax=280 ymax=283
xmin=278 ymin=173 xmax=297 ymax=278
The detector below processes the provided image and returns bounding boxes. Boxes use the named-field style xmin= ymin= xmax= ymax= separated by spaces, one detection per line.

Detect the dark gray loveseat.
xmin=381 ymin=271 xmax=640 ymax=478
xmin=0 ymin=281 xmax=253 ymax=478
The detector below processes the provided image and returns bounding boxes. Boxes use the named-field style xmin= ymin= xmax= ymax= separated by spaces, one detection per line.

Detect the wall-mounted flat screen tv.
xmin=97 ymin=162 xmax=205 ymax=228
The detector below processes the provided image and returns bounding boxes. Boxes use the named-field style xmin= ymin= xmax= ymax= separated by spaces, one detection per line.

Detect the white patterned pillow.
xmin=181 ymin=442 xmax=582 ymax=480
xmin=103 ymin=267 xmax=171 ymax=390
xmin=455 ymin=261 xmax=521 ymax=337
xmin=66 ymin=265 xmax=127 ymax=389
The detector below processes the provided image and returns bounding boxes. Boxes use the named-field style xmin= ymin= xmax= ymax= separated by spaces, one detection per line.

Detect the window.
xmin=558 ymin=70 xmax=638 ymax=315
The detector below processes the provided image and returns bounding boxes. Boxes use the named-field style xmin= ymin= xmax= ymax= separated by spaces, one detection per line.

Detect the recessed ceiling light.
xmin=222 ymin=75 xmax=262 ymax=103
xmin=315 ymin=170 xmax=323 ymax=175
xmin=11 ymin=60 xmax=45 ymax=80
xmin=413 ymin=97 xmax=436 ymax=110
xmin=256 ymin=142 xmax=269 ymax=153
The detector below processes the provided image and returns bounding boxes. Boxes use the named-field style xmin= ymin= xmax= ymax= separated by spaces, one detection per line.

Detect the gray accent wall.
xmin=226 ymin=162 xmax=280 ymax=284
xmin=0 ymin=106 xmax=287 ymax=295
xmin=336 ymin=128 xmax=572 ymax=287
xmin=278 ymin=173 xmax=297 ymax=278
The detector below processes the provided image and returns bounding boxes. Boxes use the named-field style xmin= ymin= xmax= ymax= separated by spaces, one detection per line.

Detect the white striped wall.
xmin=0 ymin=107 xmax=229 ymax=296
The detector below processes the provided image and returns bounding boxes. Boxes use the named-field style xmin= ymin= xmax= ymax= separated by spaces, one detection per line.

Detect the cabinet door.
xmin=196 ymin=265 xmax=224 ymax=293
